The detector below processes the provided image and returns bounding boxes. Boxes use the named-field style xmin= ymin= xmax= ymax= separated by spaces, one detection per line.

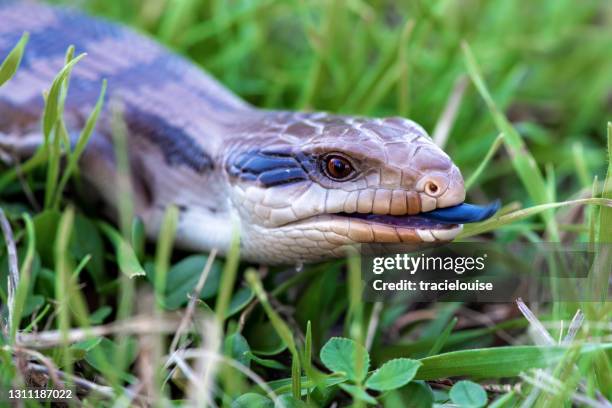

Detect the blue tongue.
xmin=420 ymin=200 xmax=501 ymax=224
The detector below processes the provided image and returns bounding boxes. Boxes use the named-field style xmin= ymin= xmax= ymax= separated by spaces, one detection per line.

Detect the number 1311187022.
xmin=6 ymin=388 xmax=74 ymax=402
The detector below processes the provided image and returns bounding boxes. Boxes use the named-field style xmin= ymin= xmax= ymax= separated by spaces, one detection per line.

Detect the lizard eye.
xmin=322 ymin=154 xmax=355 ymax=181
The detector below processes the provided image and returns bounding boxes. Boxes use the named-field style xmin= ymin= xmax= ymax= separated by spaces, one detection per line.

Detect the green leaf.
xmin=85 ymin=337 xmax=138 ymax=383
xmin=226 ymin=287 xmax=254 ymax=318
xmin=32 ymin=211 xmax=106 ymax=285
xmin=53 ymin=79 xmax=107 ymax=208
xmin=295 ymin=263 xmax=343 ymax=344
xmin=275 ymin=394 xmax=307 ymax=408
xmin=338 ymin=383 xmax=377 ymax=405
xmin=70 ymin=214 xmax=105 ymax=287
xmin=89 ymin=306 xmax=112 ymax=325
xmin=382 ymin=381 xmax=434 ymax=408
xmin=404 ymin=381 xmax=435 ymax=407
xmin=225 ymin=333 xmax=251 ymax=368
xmin=43 ymin=120 xmax=64 ymax=209
xmin=9 ymin=214 xmax=37 ymax=340
xmin=427 ymin=316 xmax=458 ymax=357
xmin=154 ymin=205 xmax=179 ymax=309
xmin=231 ymin=393 xmax=274 ymax=408
xmin=246 ymin=270 xmax=298 ymax=356
xmin=488 ymin=392 xmax=519 ymax=408
xmin=131 ymin=217 xmax=146 ymax=261
xmin=242 ymin=270 xmax=300 ymax=397
xmin=72 ymin=338 xmax=103 ymax=353
xmin=249 ymin=322 xmax=287 ymax=356
xmin=32 ymin=210 xmax=61 ymax=262
xmin=35 ymin=268 xmax=56 ymax=299
xmin=600 ymin=123 xmax=612 ymax=242
xmin=465 ymin=134 xmax=504 ymax=190
xmin=42 ymin=53 xmax=85 ymax=139
xmin=0 ymin=247 xmax=40 ymax=304
xmin=0 ymin=32 xmax=29 ymax=87
xmin=98 ymin=222 xmax=146 ymax=278
xmin=415 ymin=344 xmax=612 ymax=380
xmin=268 ymin=374 xmax=347 ymax=394
xmin=291 ymin=355 xmax=301 ymax=401
xmin=320 ymin=337 xmax=370 ymax=382
xmin=42 ymin=50 xmax=87 ymax=210
xmin=164 ymin=255 xmax=222 ymax=309
xmin=365 ymin=358 xmax=421 ymax=391
xmin=22 ymin=295 xmax=44 ymax=318
xmin=215 ymin=229 xmax=240 ymax=322
xmin=449 ymin=380 xmax=488 ymax=408
xmin=245 ymin=352 xmax=287 ymax=370
xmin=593 ymin=123 xmax=612 ymax=301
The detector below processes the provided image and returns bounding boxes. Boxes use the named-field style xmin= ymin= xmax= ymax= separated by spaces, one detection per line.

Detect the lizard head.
xmin=225 ymin=112 xmax=499 ymax=263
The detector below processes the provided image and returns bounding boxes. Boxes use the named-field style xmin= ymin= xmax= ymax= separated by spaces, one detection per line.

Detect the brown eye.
xmin=324 ymin=155 xmax=354 ymax=180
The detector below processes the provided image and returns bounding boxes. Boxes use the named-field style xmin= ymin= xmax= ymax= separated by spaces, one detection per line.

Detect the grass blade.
xmin=154 ymin=205 xmax=179 ymax=310
xmin=427 ymin=317 xmax=458 ymax=357
xmin=52 ymin=79 xmax=107 ymax=209
xmin=572 ymin=142 xmax=591 ymax=188
xmin=465 ymin=134 xmax=504 ymax=190
xmin=43 ymin=121 xmax=64 ymax=209
xmin=591 ymin=123 xmax=612 ymax=302
xmin=98 ymin=221 xmax=146 ymax=278
xmin=246 ymin=269 xmax=298 ymax=356
xmin=346 ymin=251 xmax=364 ymax=345
xmin=462 ymin=42 xmax=559 ymax=240
xmin=246 ymin=269 xmax=302 ymax=399
xmin=598 ymin=123 xmax=612 ymax=243
xmin=415 ymin=344 xmax=612 ymax=380
xmin=42 ymin=51 xmax=86 ymax=209
xmin=10 ymin=214 xmax=35 ymax=343
xmin=41 ymin=53 xmax=86 ymax=140
xmin=0 ymin=32 xmax=29 ymax=87
xmin=460 ymin=198 xmax=612 ymax=238
xmin=54 ymin=206 xmax=75 ymax=379
xmin=0 ymin=209 xmax=19 ymax=343
xmin=214 ymin=228 xmax=240 ymax=323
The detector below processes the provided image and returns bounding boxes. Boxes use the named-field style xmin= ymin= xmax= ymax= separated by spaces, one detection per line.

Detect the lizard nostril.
xmin=425 ymin=181 xmax=439 ymax=196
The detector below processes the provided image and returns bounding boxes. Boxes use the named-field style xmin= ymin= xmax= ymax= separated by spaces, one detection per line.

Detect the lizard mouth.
xmin=341 ymin=201 xmax=501 ymax=229
xmin=330 ymin=201 xmax=500 ymax=243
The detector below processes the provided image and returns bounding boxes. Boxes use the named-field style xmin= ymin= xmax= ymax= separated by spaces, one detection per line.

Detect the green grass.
xmin=1 ymin=1 xmax=612 ymax=407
